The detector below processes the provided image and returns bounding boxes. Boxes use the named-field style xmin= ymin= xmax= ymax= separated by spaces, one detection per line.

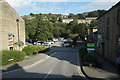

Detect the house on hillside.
xmin=97 ymin=1 xmax=120 ymax=63
xmin=62 ymin=17 xmax=97 ymax=24
xmin=0 ymin=0 xmax=25 ymax=51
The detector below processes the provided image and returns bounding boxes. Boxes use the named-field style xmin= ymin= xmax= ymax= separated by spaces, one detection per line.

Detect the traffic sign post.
xmin=87 ymin=42 xmax=95 ymax=53
xmin=87 ymin=42 xmax=95 ymax=67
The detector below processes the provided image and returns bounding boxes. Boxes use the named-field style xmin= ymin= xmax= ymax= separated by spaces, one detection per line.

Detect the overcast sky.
xmin=6 ymin=0 xmax=120 ymax=16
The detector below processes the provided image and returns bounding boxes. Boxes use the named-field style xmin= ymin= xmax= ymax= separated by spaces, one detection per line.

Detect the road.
xmin=2 ymin=42 xmax=85 ymax=79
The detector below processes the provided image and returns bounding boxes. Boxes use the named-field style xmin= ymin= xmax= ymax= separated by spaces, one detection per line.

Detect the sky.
xmin=5 ymin=0 xmax=120 ymax=16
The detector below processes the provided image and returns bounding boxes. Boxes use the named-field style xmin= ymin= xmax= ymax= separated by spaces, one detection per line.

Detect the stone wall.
xmin=97 ymin=2 xmax=120 ymax=63
xmin=0 ymin=1 xmax=25 ymax=51
xmin=0 ymin=1 xmax=2 ymax=51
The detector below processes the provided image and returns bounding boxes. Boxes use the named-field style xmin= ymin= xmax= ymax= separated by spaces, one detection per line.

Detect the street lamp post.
xmin=13 ymin=35 xmax=15 ymax=50
xmin=16 ymin=19 xmax=19 ymax=42
xmin=16 ymin=19 xmax=20 ymax=50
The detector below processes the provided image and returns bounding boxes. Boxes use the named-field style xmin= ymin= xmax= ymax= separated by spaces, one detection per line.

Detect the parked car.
xmin=62 ymin=41 xmax=72 ymax=47
xmin=42 ymin=42 xmax=50 ymax=46
xmin=47 ymin=41 xmax=52 ymax=45
xmin=33 ymin=42 xmax=37 ymax=45
xmin=36 ymin=42 xmax=41 ymax=45
xmin=52 ymin=40 xmax=56 ymax=43
xmin=53 ymin=38 xmax=58 ymax=42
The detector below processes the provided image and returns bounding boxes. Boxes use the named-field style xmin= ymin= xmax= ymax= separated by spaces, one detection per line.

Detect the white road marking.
xmin=44 ymin=60 xmax=60 ymax=80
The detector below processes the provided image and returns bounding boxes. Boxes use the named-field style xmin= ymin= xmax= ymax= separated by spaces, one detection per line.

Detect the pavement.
xmin=76 ymin=41 xmax=120 ymax=80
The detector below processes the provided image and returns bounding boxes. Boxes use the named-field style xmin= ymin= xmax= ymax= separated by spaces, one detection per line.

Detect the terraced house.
xmin=0 ymin=0 xmax=25 ymax=51
xmin=97 ymin=2 xmax=120 ymax=63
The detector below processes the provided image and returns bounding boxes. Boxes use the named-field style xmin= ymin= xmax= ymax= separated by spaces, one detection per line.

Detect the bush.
xmin=79 ymin=48 xmax=101 ymax=67
xmin=1 ymin=50 xmax=25 ymax=66
xmin=79 ymin=48 xmax=88 ymax=59
xmin=83 ymin=54 xmax=101 ymax=67
xmin=22 ymin=45 xmax=46 ymax=55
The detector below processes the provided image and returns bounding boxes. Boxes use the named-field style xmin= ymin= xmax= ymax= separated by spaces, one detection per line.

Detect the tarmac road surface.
xmin=2 ymin=42 xmax=85 ymax=79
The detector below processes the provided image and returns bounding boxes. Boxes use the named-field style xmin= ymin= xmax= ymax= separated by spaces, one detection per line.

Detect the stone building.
xmin=62 ymin=17 xmax=97 ymax=24
xmin=97 ymin=2 xmax=120 ymax=63
xmin=0 ymin=0 xmax=25 ymax=51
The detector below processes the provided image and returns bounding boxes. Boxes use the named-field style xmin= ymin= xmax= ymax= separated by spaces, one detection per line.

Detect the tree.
xmin=71 ymin=23 xmax=88 ymax=39
xmin=53 ymin=26 xmax=61 ymax=38
xmin=50 ymin=16 xmax=57 ymax=23
xmin=25 ymin=19 xmax=38 ymax=39
xmin=30 ymin=13 xmax=35 ymax=17
xmin=97 ymin=10 xmax=107 ymax=16
xmin=76 ymin=14 xmax=86 ymax=19
xmin=35 ymin=20 xmax=53 ymax=42
xmin=89 ymin=20 xmax=98 ymax=29
xmin=68 ymin=13 xmax=75 ymax=18
xmin=58 ymin=17 xmax=63 ymax=22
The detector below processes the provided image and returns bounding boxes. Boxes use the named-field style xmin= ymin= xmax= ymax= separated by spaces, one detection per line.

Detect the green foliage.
xmin=22 ymin=10 xmax=106 ymax=41
xmin=76 ymin=14 xmax=86 ymax=19
xmin=53 ymin=23 xmax=67 ymax=38
xmin=79 ymin=48 xmax=101 ymax=67
xmin=58 ymin=17 xmax=63 ymax=22
xmin=79 ymin=48 xmax=88 ymax=58
xmin=69 ymin=34 xmax=78 ymax=39
xmin=50 ymin=16 xmax=57 ymax=23
xmin=25 ymin=19 xmax=38 ymax=39
xmin=86 ymin=10 xmax=107 ymax=17
xmin=83 ymin=54 xmax=100 ymax=67
xmin=1 ymin=50 xmax=25 ymax=66
xmin=30 ymin=13 xmax=35 ymax=17
xmin=68 ymin=13 xmax=75 ymax=18
xmin=35 ymin=20 xmax=53 ymax=42
xmin=22 ymin=45 xmax=46 ymax=55
xmin=89 ymin=20 xmax=98 ymax=29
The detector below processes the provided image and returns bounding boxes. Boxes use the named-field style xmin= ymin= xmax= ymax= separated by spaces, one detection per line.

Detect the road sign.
xmin=87 ymin=48 xmax=95 ymax=51
xmin=87 ymin=43 xmax=95 ymax=47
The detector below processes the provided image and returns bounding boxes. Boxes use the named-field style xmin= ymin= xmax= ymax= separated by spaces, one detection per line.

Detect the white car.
xmin=47 ymin=41 xmax=52 ymax=45
xmin=42 ymin=42 xmax=50 ymax=46
xmin=36 ymin=42 xmax=41 ymax=45
xmin=33 ymin=42 xmax=37 ymax=45
xmin=53 ymin=38 xmax=58 ymax=42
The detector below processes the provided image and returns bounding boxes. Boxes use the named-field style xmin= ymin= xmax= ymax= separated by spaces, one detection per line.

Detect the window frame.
xmin=117 ymin=9 xmax=120 ymax=25
xmin=116 ymin=35 xmax=120 ymax=54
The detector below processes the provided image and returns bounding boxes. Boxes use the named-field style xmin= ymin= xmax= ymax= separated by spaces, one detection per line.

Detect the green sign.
xmin=87 ymin=43 xmax=95 ymax=47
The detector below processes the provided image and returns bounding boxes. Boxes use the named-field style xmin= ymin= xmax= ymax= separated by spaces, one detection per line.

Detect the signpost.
xmin=87 ymin=43 xmax=95 ymax=48
xmin=87 ymin=42 xmax=95 ymax=67
xmin=87 ymin=42 xmax=95 ymax=53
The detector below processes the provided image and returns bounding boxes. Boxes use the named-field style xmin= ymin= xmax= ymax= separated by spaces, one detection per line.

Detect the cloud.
xmin=77 ymin=0 xmax=119 ymax=13
xmin=6 ymin=0 xmax=36 ymax=8
xmin=5 ymin=0 xmax=120 ymax=15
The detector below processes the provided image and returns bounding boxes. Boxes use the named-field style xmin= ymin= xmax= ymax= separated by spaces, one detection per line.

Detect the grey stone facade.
xmin=0 ymin=0 xmax=25 ymax=51
xmin=97 ymin=2 xmax=120 ymax=63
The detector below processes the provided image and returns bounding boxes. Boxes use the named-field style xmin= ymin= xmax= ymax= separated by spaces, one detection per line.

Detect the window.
xmin=103 ymin=27 xmax=105 ymax=34
xmin=117 ymin=35 xmax=120 ymax=53
xmin=106 ymin=17 xmax=109 ymax=40
xmin=117 ymin=9 xmax=120 ymax=25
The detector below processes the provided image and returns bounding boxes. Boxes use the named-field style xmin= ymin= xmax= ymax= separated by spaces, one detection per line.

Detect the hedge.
xmin=1 ymin=50 xmax=26 ymax=66
xmin=79 ymin=48 xmax=101 ymax=67
xmin=22 ymin=45 xmax=46 ymax=55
